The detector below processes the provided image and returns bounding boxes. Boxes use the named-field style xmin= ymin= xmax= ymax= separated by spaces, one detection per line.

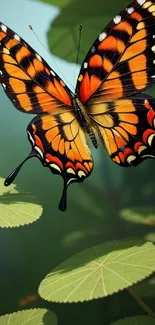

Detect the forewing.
xmin=27 ymin=110 xmax=93 ymax=210
xmin=76 ymin=0 xmax=155 ymax=103
xmin=88 ymin=94 xmax=155 ymax=166
xmin=0 ymin=22 xmax=72 ymax=114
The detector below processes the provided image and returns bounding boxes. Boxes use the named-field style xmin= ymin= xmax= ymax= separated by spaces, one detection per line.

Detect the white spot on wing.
xmin=84 ymin=62 xmax=88 ymax=69
xmin=148 ymin=133 xmax=155 ymax=146
xmin=98 ymin=32 xmax=107 ymax=42
xmin=137 ymin=0 xmax=145 ymax=5
xmin=91 ymin=46 xmax=96 ymax=53
xmin=50 ymin=163 xmax=61 ymax=173
xmin=78 ymin=170 xmax=86 ymax=178
xmin=0 ymin=70 xmax=3 ymax=75
xmin=3 ymin=48 xmax=10 ymax=54
xmin=2 ymin=83 xmax=6 ymax=89
xmin=127 ymin=7 xmax=134 ymax=14
xmin=67 ymin=168 xmax=76 ymax=175
xmin=34 ymin=146 xmax=43 ymax=158
xmin=1 ymin=24 xmax=7 ymax=33
xmin=14 ymin=34 xmax=20 ymax=41
xmin=35 ymin=53 xmax=42 ymax=61
xmin=51 ymin=70 xmax=56 ymax=76
xmin=152 ymin=45 xmax=155 ymax=52
xmin=127 ymin=155 xmax=136 ymax=165
xmin=113 ymin=15 xmax=121 ymax=24
xmin=27 ymin=131 xmax=35 ymax=145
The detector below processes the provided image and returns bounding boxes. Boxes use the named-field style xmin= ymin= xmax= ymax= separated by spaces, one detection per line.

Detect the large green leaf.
xmin=0 ymin=309 xmax=57 ymax=325
xmin=47 ymin=0 xmax=129 ymax=63
xmin=120 ymin=207 xmax=155 ymax=226
xmin=111 ymin=316 xmax=155 ymax=325
xmin=0 ymin=178 xmax=42 ymax=228
xmin=38 ymin=241 xmax=155 ymax=303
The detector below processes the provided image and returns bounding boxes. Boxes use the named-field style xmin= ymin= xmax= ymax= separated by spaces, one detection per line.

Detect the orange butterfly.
xmin=1 ymin=0 xmax=155 ymax=211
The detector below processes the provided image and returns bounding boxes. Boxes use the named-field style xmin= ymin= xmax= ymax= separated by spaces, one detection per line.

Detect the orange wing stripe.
xmin=16 ymin=47 xmax=31 ymax=63
xmin=132 ymin=71 xmax=147 ymax=90
xmin=128 ymin=54 xmax=146 ymax=72
xmin=130 ymin=29 xmax=147 ymax=43
xmin=89 ymin=54 xmax=103 ymax=67
xmin=114 ymin=21 xmax=133 ymax=35
xmin=130 ymin=12 xmax=142 ymax=21
xmin=103 ymin=58 xmax=114 ymax=72
xmin=80 ymin=72 xmax=101 ymax=103
xmin=98 ymin=36 xmax=117 ymax=50
xmin=5 ymin=63 xmax=31 ymax=80
xmin=17 ymin=94 xmax=31 ymax=110
xmin=10 ymin=78 xmax=26 ymax=93
xmin=2 ymin=53 xmax=16 ymax=64
xmin=119 ymin=123 xmax=137 ymax=135
xmin=120 ymin=40 xmax=146 ymax=62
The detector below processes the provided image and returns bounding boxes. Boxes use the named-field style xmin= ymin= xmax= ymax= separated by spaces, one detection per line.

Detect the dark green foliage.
xmin=45 ymin=0 xmax=129 ymax=63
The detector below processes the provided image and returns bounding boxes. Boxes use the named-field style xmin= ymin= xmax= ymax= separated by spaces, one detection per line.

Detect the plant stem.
xmin=127 ymin=287 xmax=155 ymax=318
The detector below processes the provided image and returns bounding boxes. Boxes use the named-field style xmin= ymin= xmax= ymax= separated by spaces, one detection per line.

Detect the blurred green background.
xmin=0 ymin=0 xmax=155 ymax=324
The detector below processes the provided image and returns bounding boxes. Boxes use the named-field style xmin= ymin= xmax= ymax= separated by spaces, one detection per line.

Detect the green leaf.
xmin=0 ymin=309 xmax=57 ymax=325
xmin=111 ymin=315 xmax=155 ymax=325
xmin=47 ymin=0 xmax=129 ymax=63
xmin=120 ymin=207 xmax=155 ymax=226
xmin=39 ymin=0 xmax=72 ymax=8
xmin=0 ymin=178 xmax=42 ymax=228
xmin=145 ymin=233 xmax=155 ymax=242
xmin=39 ymin=241 xmax=155 ymax=303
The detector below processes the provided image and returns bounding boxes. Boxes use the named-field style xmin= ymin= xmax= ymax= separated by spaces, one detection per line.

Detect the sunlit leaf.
xmin=0 ymin=178 xmax=42 ymax=228
xmin=39 ymin=241 xmax=155 ymax=303
xmin=120 ymin=207 xmax=155 ymax=226
xmin=111 ymin=315 xmax=155 ymax=325
xmin=0 ymin=309 xmax=57 ymax=325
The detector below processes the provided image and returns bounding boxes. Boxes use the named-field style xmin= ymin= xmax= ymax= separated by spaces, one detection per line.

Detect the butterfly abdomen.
xmin=74 ymin=96 xmax=98 ymax=148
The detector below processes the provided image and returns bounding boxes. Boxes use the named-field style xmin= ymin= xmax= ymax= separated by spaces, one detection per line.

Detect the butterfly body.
xmin=72 ymin=95 xmax=98 ymax=148
xmin=2 ymin=0 xmax=155 ymax=210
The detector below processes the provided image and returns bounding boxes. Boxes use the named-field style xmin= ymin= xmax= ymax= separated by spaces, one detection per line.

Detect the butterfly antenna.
xmin=74 ymin=25 xmax=83 ymax=88
xmin=29 ymin=25 xmax=74 ymax=90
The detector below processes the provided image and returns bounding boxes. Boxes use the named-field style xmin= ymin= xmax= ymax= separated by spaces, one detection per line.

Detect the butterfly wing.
xmin=27 ymin=110 xmax=93 ymax=210
xmin=76 ymin=0 xmax=155 ymax=103
xmin=0 ymin=22 xmax=72 ymax=114
xmin=0 ymin=22 xmax=93 ymax=210
xmin=88 ymin=94 xmax=155 ymax=166
xmin=75 ymin=0 xmax=155 ymax=166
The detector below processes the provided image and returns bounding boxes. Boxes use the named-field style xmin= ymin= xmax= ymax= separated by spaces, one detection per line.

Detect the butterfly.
xmin=1 ymin=0 xmax=155 ymax=211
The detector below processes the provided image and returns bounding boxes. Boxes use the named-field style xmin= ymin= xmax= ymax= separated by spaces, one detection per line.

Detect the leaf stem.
xmin=127 ymin=287 xmax=155 ymax=318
